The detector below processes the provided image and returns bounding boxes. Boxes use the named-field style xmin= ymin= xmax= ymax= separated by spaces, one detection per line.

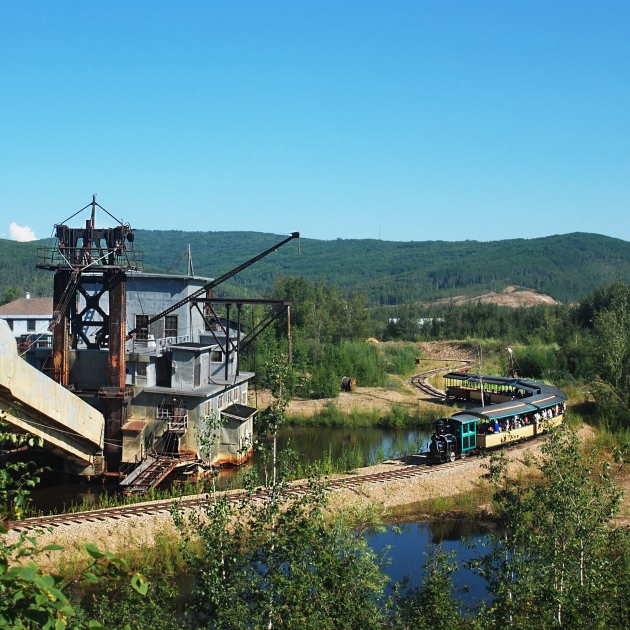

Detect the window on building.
xmin=211 ymin=350 xmax=223 ymax=362
xmin=135 ymin=314 xmax=150 ymax=340
xmin=27 ymin=319 xmax=36 ymax=332
xmin=165 ymin=315 xmax=178 ymax=339
xmin=137 ymin=363 xmax=147 ymax=377
xmin=218 ymin=394 xmax=224 ymax=409
xmin=5 ymin=319 xmax=13 ymax=331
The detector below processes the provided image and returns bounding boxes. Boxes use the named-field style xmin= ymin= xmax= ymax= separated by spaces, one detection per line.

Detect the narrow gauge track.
xmin=9 ymin=458 xmax=471 ymax=532
xmin=9 ymin=435 xmax=543 ymax=533
xmin=410 ymin=360 xmax=471 ymax=398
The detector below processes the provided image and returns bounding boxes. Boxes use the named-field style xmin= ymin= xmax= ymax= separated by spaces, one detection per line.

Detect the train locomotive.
xmin=428 ymin=373 xmax=566 ymax=464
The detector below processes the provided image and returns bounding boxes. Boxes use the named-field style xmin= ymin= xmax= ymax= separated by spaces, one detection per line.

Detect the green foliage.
xmin=7 ymin=231 xmax=630 ymax=308
xmin=174 ymin=356 xmax=389 ymax=628
xmin=303 ymin=341 xmax=417 ymax=399
xmin=272 ymin=275 xmax=370 ymax=343
xmin=0 ymin=286 xmax=22 ymax=305
xmin=132 ymin=230 xmax=630 ymax=306
xmin=173 ymin=481 xmax=389 ymax=629
xmin=0 ymin=528 xmax=148 ymax=630
xmin=80 ymin=578 xmax=179 ymax=630
xmin=475 ymin=427 xmax=627 ymax=629
xmin=376 ymin=301 xmax=579 ymax=347
xmin=507 ymin=343 xmax=563 ymax=380
xmin=0 ymin=238 xmax=53 ymax=300
xmin=0 ymin=419 xmax=44 ymax=521
xmin=392 ymin=545 xmax=471 ymax=630
xmin=0 ymin=414 xmax=148 ymax=629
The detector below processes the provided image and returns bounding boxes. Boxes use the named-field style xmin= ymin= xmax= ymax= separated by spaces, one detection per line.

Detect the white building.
xmin=0 ymin=295 xmax=53 ymax=350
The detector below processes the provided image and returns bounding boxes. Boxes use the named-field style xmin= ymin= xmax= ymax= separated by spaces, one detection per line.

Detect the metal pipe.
xmin=236 ymin=304 xmax=242 ymax=376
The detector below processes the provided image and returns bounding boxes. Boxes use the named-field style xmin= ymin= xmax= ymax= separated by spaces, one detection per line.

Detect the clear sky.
xmin=1 ymin=1 xmax=628 ymax=243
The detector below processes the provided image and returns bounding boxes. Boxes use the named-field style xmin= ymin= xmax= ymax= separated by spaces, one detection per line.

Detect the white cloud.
xmin=9 ymin=223 xmax=37 ymax=242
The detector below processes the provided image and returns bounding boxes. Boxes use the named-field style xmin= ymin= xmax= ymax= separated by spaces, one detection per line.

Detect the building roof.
xmin=222 ymin=403 xmax=258 ymax=421
xmin=0 ymin=297 xmax=53 ymax=317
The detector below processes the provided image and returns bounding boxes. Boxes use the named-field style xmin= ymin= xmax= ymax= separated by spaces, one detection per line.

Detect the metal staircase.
xmin=120 ymin=452 xmax=198 ymax=495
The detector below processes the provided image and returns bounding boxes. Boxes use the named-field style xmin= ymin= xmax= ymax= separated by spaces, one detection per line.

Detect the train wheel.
xmin=449 ymin=451 xmax=456 ymax=462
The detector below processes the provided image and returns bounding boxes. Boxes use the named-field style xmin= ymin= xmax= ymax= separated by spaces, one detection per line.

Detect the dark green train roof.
xmin=452 ymin=400 xmax=538 ymax=422
xmin=443 ymin=372 xmax=567 ymax=397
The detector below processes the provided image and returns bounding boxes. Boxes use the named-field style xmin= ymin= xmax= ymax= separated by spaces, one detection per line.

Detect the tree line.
xmin=4 ymin=230 xmax=630 ymax=306
xmin=243 ymin=275 xmax=630 ymax=432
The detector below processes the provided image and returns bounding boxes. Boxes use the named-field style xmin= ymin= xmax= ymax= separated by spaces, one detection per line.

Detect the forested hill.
xmin=2 ymin=231 xmax=630 ymax=306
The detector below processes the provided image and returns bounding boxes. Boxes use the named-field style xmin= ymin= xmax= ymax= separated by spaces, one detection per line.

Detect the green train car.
xmin=428 ymin=375 xmax=566 ymax=464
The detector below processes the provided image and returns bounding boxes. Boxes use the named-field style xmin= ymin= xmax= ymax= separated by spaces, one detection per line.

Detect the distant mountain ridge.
xmin=2 ymin=231 xmax=629 ymax=306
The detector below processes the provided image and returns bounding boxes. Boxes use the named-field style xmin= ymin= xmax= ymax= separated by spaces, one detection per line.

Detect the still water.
xmin=273 ymin=425 xmax=431 ymax=466
xmin=367 ymin=520 xmax=491 ymax=610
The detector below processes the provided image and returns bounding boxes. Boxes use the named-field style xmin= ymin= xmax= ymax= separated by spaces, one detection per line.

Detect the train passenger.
xmin=493 ymin=419 xmax=501 ymax=433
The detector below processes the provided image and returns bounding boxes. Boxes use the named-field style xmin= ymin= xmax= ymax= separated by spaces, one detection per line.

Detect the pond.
xmin=26 ymin=428 xmax=493 ymax=614
xmin=366 ymin=519 xmax=492 ymax=611
xmin=276 ymin=425 xmax=431 ymax=465
xmin=202 ymin=425 xmax=431 ymax=489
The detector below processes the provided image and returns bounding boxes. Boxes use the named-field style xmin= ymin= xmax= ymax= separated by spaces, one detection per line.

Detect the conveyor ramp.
xmin=0 ymin=320 xmax=105 ymax=475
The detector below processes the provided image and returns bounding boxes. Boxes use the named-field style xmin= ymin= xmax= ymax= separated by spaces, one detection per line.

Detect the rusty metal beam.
xmin=107 ymin=271 xmax=127 ymax=389
xmin=52 ymin=271 xmax=70 ymax=385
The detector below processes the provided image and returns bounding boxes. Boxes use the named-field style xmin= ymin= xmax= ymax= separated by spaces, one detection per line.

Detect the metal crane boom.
xmin=127 ymin=231 xmax=300 ymax=338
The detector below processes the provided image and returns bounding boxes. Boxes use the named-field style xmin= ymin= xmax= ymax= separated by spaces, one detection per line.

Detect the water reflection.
xmin=212 ymin=425 xmax=431 ymax=488
xmin=367 ymin=520 xmax=491 ymax=610
xmin=274 ymin=425 xmax=431 ymax=466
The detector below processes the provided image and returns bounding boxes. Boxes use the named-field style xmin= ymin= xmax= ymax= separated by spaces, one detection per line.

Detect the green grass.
xmin=286 ymin=401 xmax=441 ymax=429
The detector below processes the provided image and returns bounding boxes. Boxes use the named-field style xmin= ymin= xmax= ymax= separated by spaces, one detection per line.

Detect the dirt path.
xmin=250 ymin=341 xmax=474 ymax=417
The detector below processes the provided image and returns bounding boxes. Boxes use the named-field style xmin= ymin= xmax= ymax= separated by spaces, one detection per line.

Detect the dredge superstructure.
xmin=1 ymin=197 xmax=298 ymax=493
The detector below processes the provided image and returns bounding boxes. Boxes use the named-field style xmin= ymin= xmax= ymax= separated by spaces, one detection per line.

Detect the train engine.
xmin=428 ymin=419 xmax=457 ymax=463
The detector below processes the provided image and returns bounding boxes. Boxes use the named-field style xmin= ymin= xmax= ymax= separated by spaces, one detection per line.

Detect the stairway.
xmin=120 ymin=452 xmax=198 ymax=495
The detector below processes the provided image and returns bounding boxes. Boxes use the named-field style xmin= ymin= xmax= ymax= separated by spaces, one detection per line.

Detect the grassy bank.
xmin=285 ymin=400 xmax=445 ymax=428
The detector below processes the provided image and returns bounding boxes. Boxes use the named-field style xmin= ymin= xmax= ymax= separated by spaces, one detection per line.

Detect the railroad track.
xmin=8 ymin=428 xmax=544 ymax=533
xmin=410 ymin=360 xmax=471 ymax=398
xmin=8 ymin=457 xmax=471 ymax=532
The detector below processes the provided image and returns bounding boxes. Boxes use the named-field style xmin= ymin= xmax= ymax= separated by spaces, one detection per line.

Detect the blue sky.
xmin=1 ymin=1 xmax=628 ymax=243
